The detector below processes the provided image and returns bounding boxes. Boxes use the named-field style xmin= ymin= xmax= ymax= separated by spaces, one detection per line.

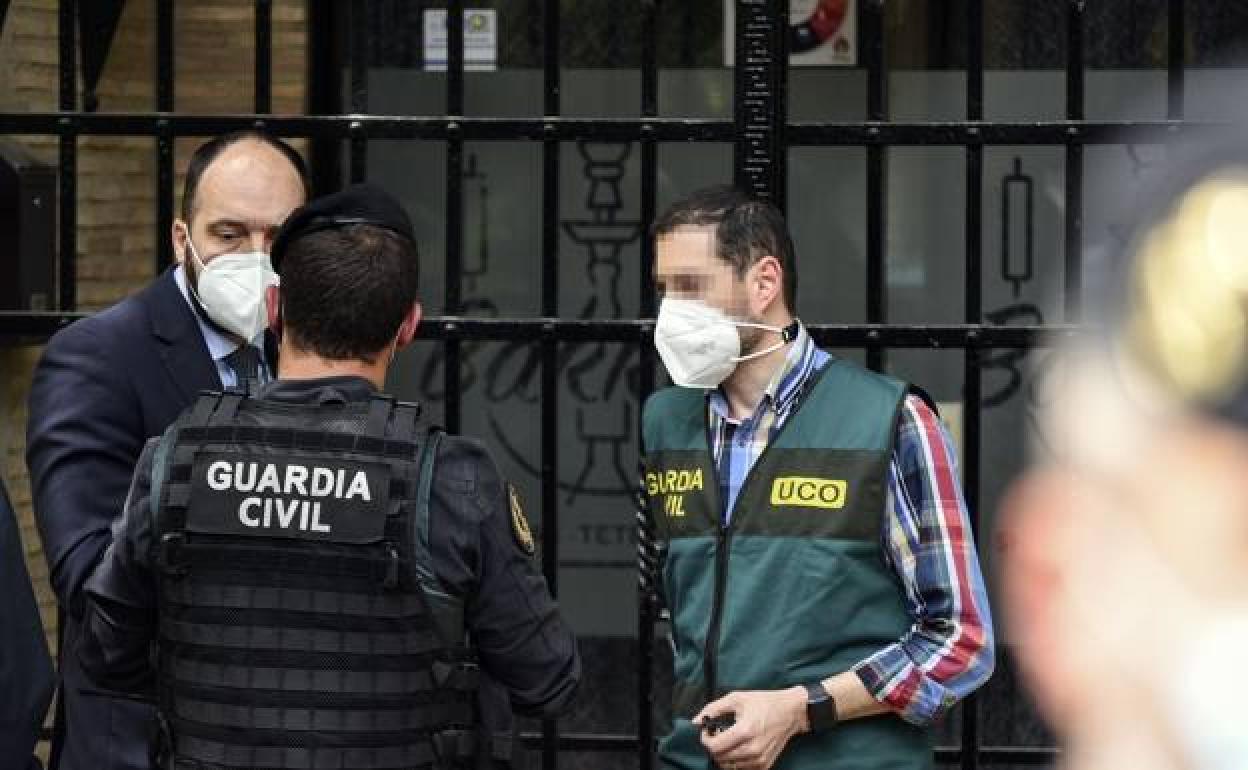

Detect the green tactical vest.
xmin=642 ymin=356 xmax=934 ymax=770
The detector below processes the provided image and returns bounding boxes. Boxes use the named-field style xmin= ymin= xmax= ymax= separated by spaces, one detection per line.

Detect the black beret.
xmin=270 ymin=182 xmax=416 ymax=274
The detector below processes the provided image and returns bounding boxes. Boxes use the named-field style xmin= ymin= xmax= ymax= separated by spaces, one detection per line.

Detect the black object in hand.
xmin=702 ymin=713 xmax=736 ymax=735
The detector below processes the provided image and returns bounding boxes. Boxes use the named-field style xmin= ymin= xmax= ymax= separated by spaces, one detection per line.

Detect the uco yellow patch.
xmin=770 ymin=477 xmax=848 ymax=509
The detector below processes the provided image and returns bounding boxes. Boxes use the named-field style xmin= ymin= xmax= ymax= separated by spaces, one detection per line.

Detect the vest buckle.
xmin=431 ymin=729 xmax=476 ymax=769
xmin=148 ymin=711 xmax=174 ymax=768
xmin=157 ymin=533 xmax=188 ymax=578
xmin=432 ymin=659 xmax=480 ymax=691
xmin=382 ymin=543 xmax=401 ymax=590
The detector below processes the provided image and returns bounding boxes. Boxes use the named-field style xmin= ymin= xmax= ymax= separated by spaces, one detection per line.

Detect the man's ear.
xmin=265 ymin=285 xmax=282 ymax=333
xmin=395 ymin=301 xmax=423 ymax=349
xmin=172 ymin=218 xmax=189 ymax=265
xmin=749 ymin=256 xmax=784 ymax=316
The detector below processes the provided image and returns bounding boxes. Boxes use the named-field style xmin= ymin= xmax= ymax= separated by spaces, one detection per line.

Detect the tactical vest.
xmin=149 ymin=390 xmax=484 ymax=770
xmin=642 ymin=358 xmax=934 ymax=770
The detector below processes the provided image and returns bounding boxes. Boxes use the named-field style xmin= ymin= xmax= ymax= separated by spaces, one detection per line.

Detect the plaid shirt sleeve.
xmin=851 ymin=394 xmax=996 ymax=725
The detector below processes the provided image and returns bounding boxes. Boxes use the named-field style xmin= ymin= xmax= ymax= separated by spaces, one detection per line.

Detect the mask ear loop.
xmin=183 ymin=236 xmax=205 ymax=295
xmin=730 ymin=319 xmax=801 ymax=363
xmin=182 ymin=236 xmax=221 ymax=327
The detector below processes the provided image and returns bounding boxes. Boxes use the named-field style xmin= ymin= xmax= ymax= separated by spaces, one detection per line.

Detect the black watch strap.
xmin=803 ymin=681 xmax=838 ymax=732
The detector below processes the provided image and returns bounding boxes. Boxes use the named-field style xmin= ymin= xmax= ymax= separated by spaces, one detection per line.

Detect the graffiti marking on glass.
xmin=421 ymin=143 xmax=644 ymax=503
xmin=1001 ymin=157 xmax=1034 ymax=299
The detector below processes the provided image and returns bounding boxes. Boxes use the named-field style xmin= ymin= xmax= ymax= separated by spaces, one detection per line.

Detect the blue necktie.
xmin=225 ymin=345 xmax=262 ymax=389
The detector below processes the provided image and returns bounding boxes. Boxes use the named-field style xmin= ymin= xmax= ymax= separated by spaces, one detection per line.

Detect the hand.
xmin=695 ymin=687 xmax=809 ymax=770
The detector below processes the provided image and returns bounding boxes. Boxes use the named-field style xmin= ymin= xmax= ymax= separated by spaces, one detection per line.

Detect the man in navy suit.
xmin=25 ymin=131 xmax=309 ymax=770
xmin=0 ymin=476 xmax=55 ymax=769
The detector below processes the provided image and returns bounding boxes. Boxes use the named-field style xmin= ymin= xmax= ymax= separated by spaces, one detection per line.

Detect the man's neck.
xmin=277 ymin=348 xmax=388 ymax=390
xmin=719 ymin=312 xmax=796 ymax=421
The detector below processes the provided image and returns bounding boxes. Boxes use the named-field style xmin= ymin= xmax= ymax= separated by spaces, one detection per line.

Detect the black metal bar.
xmin=2 ymin=112 xmax=1224 ymax=145
xmin=29 ymin=719 xmax=1059 ymax=766
xmin=443 ymin=0 xmax=465 ymax=437
xmin=155 ymin=0 xmax=175 ymax=274
xmin=539 ymin=0 xmax=560 ymax=767
xmin=0 ymin=312 xmax=1078 ymax=348
xmin=78 ymin=1 xmax=126 ymax=113
xmin=864 ymin=0 xmax=886 ymax=372
xmin=58 ymin=0 xmax=77 ymax=311
xmin=156 ymin=129 xmax=174 ymax=272
xmin=638 ymin=2 xmax=659 ymax=768
xmin=51 ymin=717 xmax=1066 ymax=762
xmin=448 ymin=0 xmax=464 ymax=115
xmin=0 ymin=112 xmax=732 ymax=140
xmin=305 ymin=1 xmax=342 ymax=193
xmin=774 ymin=1 xmax=788 ymax=214
xmin=503 ymin=732 xmax=1060 ymax=764
xmin=934 ymin=747 xmax=1060 ymax=765
xmin=733 ymin=0 xmax=787 ymax=207
xmin=156 ymin=0 xmax=173 ymax=109
xmin=306 ymin=0 xmax=344 ymax=196
xmin=1065 ymin=0 xmax=1084 ymax=321
xmin=788 ymin=121 xmax=1202 ymax=144
xmin=255 ymin=0 xmax=272 ymax=114
xmin=1168 ymin=0 xmax=1184 ymax=119
xmin=961 ymin=3 xmax=983 ymax=769
xmin=348 ymin=0 xmax=368 ymax=182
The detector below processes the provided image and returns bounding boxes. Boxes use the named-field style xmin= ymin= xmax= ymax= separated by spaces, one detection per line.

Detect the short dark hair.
xmin=181 ymin=130 xmax=310 ymax=222
xmin=652 ymin=185 xmax=797 ymax=310
xmin=279 ymin=224 xmax=420 ymax=363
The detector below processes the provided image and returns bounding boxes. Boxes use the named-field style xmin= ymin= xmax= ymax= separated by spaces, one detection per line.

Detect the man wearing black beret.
xmin=75 ymin=183 xmax=581 ymax=770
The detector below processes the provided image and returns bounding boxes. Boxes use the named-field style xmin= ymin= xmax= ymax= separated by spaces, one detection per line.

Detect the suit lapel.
xmin=147 ymin=268 xmax=222 ymax=403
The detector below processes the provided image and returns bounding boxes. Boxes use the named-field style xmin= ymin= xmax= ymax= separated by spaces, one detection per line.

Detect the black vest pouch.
xmin=407 ymin=430 xmax=507 ymax=770
xmin=151 ymin=391 xmax=478 ymax=770
xmin=431 ymin=728 xmax=515 ymax=770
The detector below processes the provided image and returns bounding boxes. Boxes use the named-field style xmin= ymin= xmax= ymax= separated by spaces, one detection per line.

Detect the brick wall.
xmin=0 ymin=0 xmax=307 ymax=748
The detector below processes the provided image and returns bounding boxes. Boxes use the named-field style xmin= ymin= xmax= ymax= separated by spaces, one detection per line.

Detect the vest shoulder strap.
xmin=642 ymin=386 xmax=707 ymax=453
xmin=148 ymin=388 xmax=229 ymax=524
xmin=774 ymin=355 xmax=908 ymax=451
xmin=148 ymin=424 xmax=178 ymax=524
xmin=408 ymin=428 xmax=466 ymax=649
xmin=414 ymin=427 xmax=442 ymax=563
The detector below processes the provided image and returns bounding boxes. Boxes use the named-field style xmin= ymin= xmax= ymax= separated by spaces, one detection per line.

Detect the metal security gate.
xmin=0 ymin=0 xmax=1210 ymax=768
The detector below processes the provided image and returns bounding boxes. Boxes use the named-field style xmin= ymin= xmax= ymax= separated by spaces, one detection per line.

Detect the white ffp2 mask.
xmin=653 ymin=297 xmax=796 ymax=389
xmin=186 ymin=239 xmax=278 ymax=342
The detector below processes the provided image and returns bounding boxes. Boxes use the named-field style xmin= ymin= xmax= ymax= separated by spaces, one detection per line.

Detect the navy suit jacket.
xmin=0 ymin=477 xmax=55 ymax=768
xmin=26 ymin=269 xmax=223 ymax=770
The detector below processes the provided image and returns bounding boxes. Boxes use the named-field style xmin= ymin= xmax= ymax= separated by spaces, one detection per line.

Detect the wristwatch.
xmin=803 ymin=681 xmax=838 ymax=732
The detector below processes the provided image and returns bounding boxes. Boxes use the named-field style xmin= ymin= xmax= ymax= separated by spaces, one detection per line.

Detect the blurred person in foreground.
xmin=1001 ymin=136 xmax=1248 ymax=770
